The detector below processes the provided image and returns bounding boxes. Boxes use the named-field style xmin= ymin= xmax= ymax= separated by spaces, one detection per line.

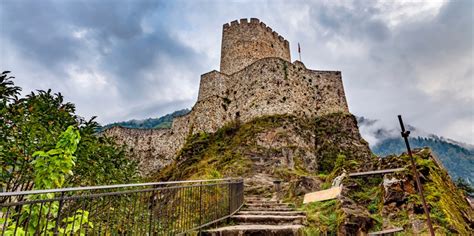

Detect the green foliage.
xmin=100 ymin=109 xmax=190 ymax=130
xmin=158 ymin=115 xmax=311 ymax=181
xmin=313 ymin=112 xmax=370 ymax=173
xmin=301 ymin=200 xmax=340 ymax=235
xmin=154 ymin=121 xmax=172 ymax=129
xmin=320 ymin=182 xmax=332 ymax=190
xmin=1 ymin=72 xmax=138 ymax=192
xmin=32 ymin=126 xmax=81 ymax=189
xmin=0 ymin=71 xmax=21 ymax=102
xmin=69 ymin=119 xmax=139 ymax=186
xmin=454 ymin=177 xmax=473 ymax=197
xmin=158 ymin=120 xmax=252 ymax=180
xmin=3 ymin=127 xmax=92 ymax=235
xmin=410 ymin=151 xmax=474 ymax=235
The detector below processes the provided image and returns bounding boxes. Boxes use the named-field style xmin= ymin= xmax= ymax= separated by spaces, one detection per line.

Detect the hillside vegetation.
xmin=373 ymin=137 xmax=474 ymax=187
xmin=100 ymin=109 xmax=190 ymax=130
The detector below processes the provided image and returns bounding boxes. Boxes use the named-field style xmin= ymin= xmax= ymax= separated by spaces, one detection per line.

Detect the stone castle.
xmin=104 ymin=18 xmax=349 ymax=175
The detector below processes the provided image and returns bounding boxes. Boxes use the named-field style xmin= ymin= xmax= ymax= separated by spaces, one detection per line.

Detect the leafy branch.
xmin=3 ymin=126 xmax=93 ymax=235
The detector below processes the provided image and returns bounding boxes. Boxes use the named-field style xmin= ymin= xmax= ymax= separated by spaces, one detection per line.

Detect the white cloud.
xmin=1 ymin=0 xmax=472 ymax=144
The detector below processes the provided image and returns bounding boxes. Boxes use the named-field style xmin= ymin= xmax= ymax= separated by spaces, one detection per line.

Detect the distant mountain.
xmin=101 ymin=109 xmax=190 ymax=131
xmin=357 ymin=116 xmax=474 ymax=186
xmin=372 ymin=136 xmax=474 ymax=185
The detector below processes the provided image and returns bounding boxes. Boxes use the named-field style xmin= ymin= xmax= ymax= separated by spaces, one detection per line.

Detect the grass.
xmin=300 ymin=200 xmax=341 ymax=235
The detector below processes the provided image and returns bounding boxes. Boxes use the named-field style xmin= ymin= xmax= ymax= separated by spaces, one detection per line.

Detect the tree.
xmin=455 ymin=177 xmax=473 ymax=197
xmin=1 ymin=71 xmax=138 ymax=195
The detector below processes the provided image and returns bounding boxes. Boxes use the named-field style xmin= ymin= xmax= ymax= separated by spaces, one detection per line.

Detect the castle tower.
xmin=220 ymin=18 xmax=291 ymax=75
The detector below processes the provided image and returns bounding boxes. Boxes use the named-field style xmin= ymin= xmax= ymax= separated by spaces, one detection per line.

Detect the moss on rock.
xmin=341 ymin=148 xmax=474 ymax=235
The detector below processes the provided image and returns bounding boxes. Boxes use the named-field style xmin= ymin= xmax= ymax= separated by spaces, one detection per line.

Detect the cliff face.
xmin=157 ymin=113 xmax=371 ymax=196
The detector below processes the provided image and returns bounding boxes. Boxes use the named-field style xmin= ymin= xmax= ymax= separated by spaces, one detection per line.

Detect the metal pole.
xmin=53 ymin=192 xmax=65 ymax=236
xmin=198 ymin=183 xmax=202 ymax=234
xmin=398 ymin=115 xmax=435 ymax=236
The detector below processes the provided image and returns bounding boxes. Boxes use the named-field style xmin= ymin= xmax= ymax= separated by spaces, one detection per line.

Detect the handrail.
xmin=1 ymin=178 xmax=244 ymax=235
xmin=0 ymin=178 xmax=240 ymax=196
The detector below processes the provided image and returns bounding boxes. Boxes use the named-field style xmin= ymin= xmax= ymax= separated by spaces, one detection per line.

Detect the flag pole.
xmin=298 ymin=42 xmax=302 ymax=61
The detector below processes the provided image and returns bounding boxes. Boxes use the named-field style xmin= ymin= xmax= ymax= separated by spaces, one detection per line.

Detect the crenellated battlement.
xmin=220 ymin=18 xmax=291 ymax=75
xmin=222 ymin=18 xmax=290 ymax=47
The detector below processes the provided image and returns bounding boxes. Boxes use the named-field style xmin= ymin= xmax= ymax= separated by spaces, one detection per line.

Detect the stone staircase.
xmin=203 ymin=196 xmax=306 ymax=236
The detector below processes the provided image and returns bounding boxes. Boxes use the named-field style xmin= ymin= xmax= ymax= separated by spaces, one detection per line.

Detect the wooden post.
xmin=398 ymin=115 xmax=435 ymax=236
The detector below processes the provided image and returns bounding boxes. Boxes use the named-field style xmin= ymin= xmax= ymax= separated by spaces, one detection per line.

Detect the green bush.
xmin=1 ymin=71 xmax=139 ymax=192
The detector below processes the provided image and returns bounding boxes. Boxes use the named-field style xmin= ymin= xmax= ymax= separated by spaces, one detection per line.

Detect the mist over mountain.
xmin=357 ymin=116 xmax=474 ymax=186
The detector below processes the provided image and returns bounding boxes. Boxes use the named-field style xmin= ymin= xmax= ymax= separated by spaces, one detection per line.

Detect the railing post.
xmin=228 ymin=180 xmax=232 ymax=215
xmin=273 ymin=179 xmax=282 ymax=202
xmin=198 ymin=182 xmax=203 ymax=233
xmin=53 ymin=192 xmax=65 ymax=236
xmin=0 ymin=178 xmax=246 ymax=235
xmin=240 ymin=180 xmax=244 ymax=207
xmin=149 ymin=189 xmax=156 ymax=235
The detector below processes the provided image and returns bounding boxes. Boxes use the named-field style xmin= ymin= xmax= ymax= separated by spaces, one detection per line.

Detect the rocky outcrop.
xmin=338 ymin=196 xmax=374 ymax=235
xmin=341 ymin=148 xmax=474 ymax=235
xmin=157 ymin=113 xmax=371 ymax=193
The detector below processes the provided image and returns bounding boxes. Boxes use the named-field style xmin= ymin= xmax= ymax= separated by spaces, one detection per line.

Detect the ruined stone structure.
xmin=104 ymin=18 xmax=350 ymax=176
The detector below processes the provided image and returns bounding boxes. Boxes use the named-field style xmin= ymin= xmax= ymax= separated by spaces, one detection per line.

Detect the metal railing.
xmin=1 ymin=178 xmax=244 ymax=235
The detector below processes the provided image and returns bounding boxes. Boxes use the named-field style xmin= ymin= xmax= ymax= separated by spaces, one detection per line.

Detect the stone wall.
xmin=103 ymin=122 xmax=189 ymax=176
xmin=191 ymin=58 xmax=349 ymax=134
xmin=220 ymin=18 xmax=290 ymax=75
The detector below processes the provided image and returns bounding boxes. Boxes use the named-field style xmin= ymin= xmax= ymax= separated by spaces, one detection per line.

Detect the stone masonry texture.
xmin=220 ymin=18 xmax=290 ymax=75
xmin=104 ymin=18 xmax=350 ymax=176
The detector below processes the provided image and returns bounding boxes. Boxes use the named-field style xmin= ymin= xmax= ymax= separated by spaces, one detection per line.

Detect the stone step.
xmin=230 ymin=215 xmax=306 ymax=225
xmin=249 ymin=156 xmax=262 ymax=161
xmin=202 ymin=224 xmax=304 ymax=236
xmin=236 ymin=211 xmax=306 ymax=216
xmin=245 ymin=195 xmax=271 ymax=199
xmin=245 ymin=203 xmax=291 ymax=208
xmin=243 ymin=206 xmax=294 ymax=211
xmin=244 ymin=197 xmax=272 ymax=202
xmin=245 ymin=199 xmax=279 ymax=204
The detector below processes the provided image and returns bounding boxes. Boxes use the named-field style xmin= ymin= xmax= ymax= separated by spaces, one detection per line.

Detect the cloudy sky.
xmin=1 ymin=0 xmax=472 ymax=144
